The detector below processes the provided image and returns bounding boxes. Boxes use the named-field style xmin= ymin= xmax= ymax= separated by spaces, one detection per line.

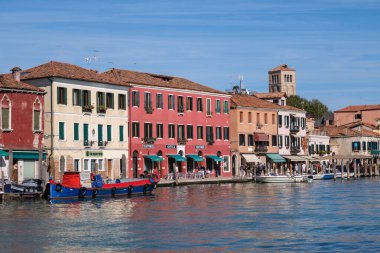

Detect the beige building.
xmin=22 ymin=61 xmax=130 ymax=181
xmin=230 ymin=94 xmax=280 ymax=175
xmin=268 ymin=64 xmax=296 ymax=97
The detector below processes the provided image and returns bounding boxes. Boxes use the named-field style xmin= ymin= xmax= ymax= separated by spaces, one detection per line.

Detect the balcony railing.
xmin=290 ymin=124 xmax=300 ymax=133
xmin=97 ymin=105 xmax=107 ymax=114
xmin=145 ymin=106 xmax=154 ymax=114
xmin=255 ymin=146 xmax=268 ymax=153
xmin=256 ymin=123 xmax=263 ymax=129
xmin=98 ymin=140 xmax=107 ymax=147
xmin=84 ymin=139 xmax=91 ymax=147
xmin=207 ymin=139 xmax=214 ymax=145
xmin=290 ymin=146 xmax=300 ymax=154
xmin=178 ymin=106 xmax=184 ymax=114
xmin=206 ymin=111 xmax=213 ymax=117
xmin=177 ymin=138 xmax=187 ymax=145
xmin=142 ymin=137 xmax=156 ymax=144
xmin=82 ymin=105 xmax=94 ymax=113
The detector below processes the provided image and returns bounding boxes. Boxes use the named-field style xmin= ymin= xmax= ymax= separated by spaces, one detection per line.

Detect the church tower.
xmin=268 ymin=64 xmax=296 ymax=96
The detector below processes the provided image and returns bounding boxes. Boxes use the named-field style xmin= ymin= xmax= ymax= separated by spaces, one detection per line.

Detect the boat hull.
xmin=313 ymin=173 xmax=334 ymax=180
xmin=256 ymin=175 xmax=306 ymax=183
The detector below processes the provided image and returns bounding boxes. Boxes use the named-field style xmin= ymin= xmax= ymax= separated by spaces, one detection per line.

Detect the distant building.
xmin=334 ymin=104 xmax=380 ymax=129
xmin=253 ymin=92 xmax=287 ymax=106
xmin=268 ymin=64 xmax=296 ymax=97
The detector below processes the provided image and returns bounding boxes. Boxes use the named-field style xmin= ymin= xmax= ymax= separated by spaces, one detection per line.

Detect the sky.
xmin=0 ymin=0 xmax=379 ymax=110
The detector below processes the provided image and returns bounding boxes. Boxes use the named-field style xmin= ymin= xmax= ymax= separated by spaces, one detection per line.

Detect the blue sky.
xmin=0 ymin=0 xmax=379 ymax=110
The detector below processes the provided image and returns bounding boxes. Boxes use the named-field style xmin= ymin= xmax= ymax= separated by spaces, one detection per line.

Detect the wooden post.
xmin=333 ymin=163 xmax=337 ymax=181
xmin=369 ymin=160 xmax=373 ymax=177
xmin=347 ymin=160 xmax=351 ymax=180
xmin=364 ymin=161 xmax=368 ymax=177
xmin=341 ymin=159 xmax=344 ymax=181
xmin=253 ymin=165 xmax=257 ymax=182
xmin=1 ymin=171 xmax=4 ymax=192
xmin=354 ymin=159 xmax=357 ymax=180
xmin=8 ymin=149 xmax=13 ymax=182
xmin=376 ymin=164 xmax=379 ymax=176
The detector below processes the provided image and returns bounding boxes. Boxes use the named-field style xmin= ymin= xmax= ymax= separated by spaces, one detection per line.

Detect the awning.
xmin=167 ymin=154 xmax=187 ymax=162
xmin=254 ymin=133 xmax=269 ymax=142
xmin=186 ymin=154 xmax=204 ymax=162
xmin=283 ymin=155 xmax=307 ymax=162
xmin=12 ymin=151 xmax=47 ymax=160
xmin=206 ymin=155 xmax=223 ymax=162
xmin=144 ymin=155 xmax=164 ymax=162
xmin=242 ymin=154 xmax=260 ymax=163
xmin=299 ymin=155 xmax=319 ymax=162
xmin=266 ymin=153 xmax=286 ymax=163
xmin=0 ymin=150 xmax=8 ymax=156
xmin=371 ymin=150 xmax=380 ymax=155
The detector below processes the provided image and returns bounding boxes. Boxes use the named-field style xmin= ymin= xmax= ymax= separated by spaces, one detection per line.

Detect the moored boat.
xmin=312 ymin=173 xmax=334 ymax=180
xmin=45 ymin=172 xmax=159 ymax=202
xmin=256 ymin=173 xmax=310 ymax=183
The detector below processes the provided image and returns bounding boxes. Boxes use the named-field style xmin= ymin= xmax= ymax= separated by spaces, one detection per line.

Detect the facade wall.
xmin=269 ymin=70 xmax=296 ymax=96
xmin=129 ymin=85 xmax=231 ymax=178
xmin=307 ymin=132 xmax=330 ymax=156
xmin=334 ymin=110 xmax=380 ymax=126
xmin=330 ymin=136 xmax=380 ymax=156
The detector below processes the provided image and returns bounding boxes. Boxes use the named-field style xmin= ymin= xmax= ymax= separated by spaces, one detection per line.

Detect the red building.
xmin=0 ymin=67 xmax=45 ymax=182
xmin=104 ymin=69 xmax=232 ymax=178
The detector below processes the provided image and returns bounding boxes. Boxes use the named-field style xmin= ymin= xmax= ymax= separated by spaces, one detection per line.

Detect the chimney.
xmin=11 ymin=67 xmax=22 ymax=82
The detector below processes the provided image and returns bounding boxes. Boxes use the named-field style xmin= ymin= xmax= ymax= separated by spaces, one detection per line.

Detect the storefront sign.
xmin=195 ymin=145 xmax=205 ymax=149
xmin=143 ymin=144 xmax=154 ymax=149
xmin=166 ymin=145 xmax=177 ymax=149
xmin=85 ymin=151 xmax=103 ymax=157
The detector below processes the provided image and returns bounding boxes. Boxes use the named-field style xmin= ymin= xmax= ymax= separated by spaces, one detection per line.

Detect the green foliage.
xmin=287 ymin=95 xmax=329 ymax=119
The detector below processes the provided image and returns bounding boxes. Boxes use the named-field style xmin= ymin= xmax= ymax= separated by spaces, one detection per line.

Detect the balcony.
xmin=207 ymin=139 xmax=214 ymax=145
xmin=84 ymin=139 xmax=91 ymax=147
xmin=178 ymin=106 xmax=184 ymax=114
xmin=290 ymin=124 xmax=300 ymax=133
xmin=98 ymin=140 xmax=107 ymax=147
xmin=206 ymin=111 xmax=213 ymax=117
xmin=142 ymin=137 xmax=156 ymax=144
xmin=97 ymin=105 xmax=107 ymax=114
xmin=82 ymin=105 xmax=94 ymax=113
xmin=256 ymin=123 xmax=263 ymax=129
xmin=290 ymin=146 xmax=301 ymax=154
xmin=177 ymin=138 xmax=187 ymax=145
xmin=255 ymin=145 xmax=268 ymax=153
xmin=145 ymin=106 xmax=154 ymax=114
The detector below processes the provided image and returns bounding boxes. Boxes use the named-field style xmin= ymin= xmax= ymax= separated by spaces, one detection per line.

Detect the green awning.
xmin=186 ymin=154 xmax=204 ymax=162
xmin=206 ymin=155 xmax=223 ymax=162
xmin=167 ymin=154 xmax=187 ymax=162
xmin=13 ymin=151 xmax=47 ymax=160
xmin=371 ymin=150 xmax=380 ymax=155
xmin=144 ymin=155 xmax=164 ymax=162
xmin=0 ymin=150 xmax=8 ymax=156
xmin=266 ymin=153 xmax=286 ymax=163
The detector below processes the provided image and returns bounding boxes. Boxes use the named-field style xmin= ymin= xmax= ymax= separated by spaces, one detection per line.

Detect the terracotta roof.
xmin=20 ymin=61 xmax=126 ymax=86
xmin=335 ymin=104 xmax=380 ymax=112
xmin=231 ymin=94 xmax=282 ymax=109
xmin=253 ymin=92 xmax=287 ymax=99
xmin=0 ymin=75 xmax=44 ymax=92
xmin=281 ymin=105 xmax=305 ymax=112
xmin=103 ymin=68 xmax=225 ymax=94
xmin=322 ymin=125 xmax=380 ymax=138
xmin=341 ymin=121 xmax=376 ymax=129
xmin=269 ymin=64 xmax=295 ymax=72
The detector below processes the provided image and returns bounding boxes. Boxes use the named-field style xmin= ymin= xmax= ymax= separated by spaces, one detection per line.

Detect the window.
xmin=239 ymin=134 xmax=245 ymax=146
xmin=131 ymin=91 xmax=140 ymax=107
xmin=73 ymin=89 xmax=81 ymax=106
xmin=178 ymin=96 xmax=184 ymax=113
xmin=97 ymin=92 xmax=106 ymax=112
xmin=215 ymin=100 xmax=221 ymax=113
xmin=264 ymin=113 xmax=268 ymax=124
xmin=248 ymin=134 xmax=254 ymax=146
xmin=272 ymin=114 xmax=275 ymax=125
xmin=168 ymin=124 xmax=175 ymax=138
xmin=285 ymin=116 xmax=290 ymax=127
xmin=240 ymin=111 xmax=243 ymax=123
xmin=272 ymin=135 xmax=277 ymax=146
xmin=57 ymin=87 xmax=67 ymax=105
xmin=352 ymin=141 xmax=360 ymax=151
xmin=223 ymin=101 xmax=229 ymax=114
xmin=216 ymin=127 xmax=222 ymax=140
xmin=59 ymin=122 xmax=65 ymax=140
xmin=106 ymin=93 xmax=114 ymax=109
xmin=98 ymin=159 xmax=104 ymax=171
xmin=132 ymin=122 xmax=140 ymax=137
xmin=197 ymin=98 xmax=203 ymax=111
xmin=278 ymin=115 xmax=283 ymax=127
xmin=248 ymin=112 xmax=252 ymax=123
xmin=206 ymin=126 xmax=214 ymax=141
xmin=197 ymin=126 xmax=203 ymax=139
xmin=186 ymin=97 xmax=193 ymax=111
xmin=156 ymin=94 xmax=163 ymax=109
xmin=82 ymin=90 xmax=91 ymax=107
xmin=355 ymin=114 xmax=362 ymax=120
xmin=223 ymin=127 xmax=229 ymax=140
xmin=59 ymin=156 xmax=65 ymax=172
xmin=257 ymin=113 xmax=260 ymax=124
xmin=118 ymin=94 xmax=126 ymax=110
xmin=84 ymin=159 xmax=89 ymax=171
xmin=187 ymin=125 xmax=193 ymax=139
xmin=98 ymin=124 xmax=103 ymax=143
xmin=168 ymin=95 xmax=175 ymax=110
xmin=74 ymin=159 xmax=80 ymax=172
xmin=83 ymin=124 xmax=89 ymax=144
xmin=278 ymin=135 xmax=283 ymax=147
xmin=74 ymin=123 xmax=79 ymax=141
xmin=107 ymin=125 xmax=112 ymax=141
xmin=144 ymin=92 xmax=152 ymax=108
xmin=206 ymin=98 xmax=212 ymax=115
xmin=119 ymin=125 xmax=124 ymax=142
xmin=157 ymin=124 xmax=163 ymax=138
xmin=33 ymin=99 xmax=41 ymax=131
xmin=178 ymin=125 xmax=185 ymax=139
xmin=144 ymin=123 xmax=153 ymax=138
xmin=285 ymin=136 xmax=290 ymax=147
xmin=223 ymin=156 xmax=230 ymax=172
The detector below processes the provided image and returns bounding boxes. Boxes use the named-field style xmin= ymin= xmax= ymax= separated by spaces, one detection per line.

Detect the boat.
xmin=312 ymin=173 xmax=334 ymax=180
xmin=256 ymin=173 xmax=310 ymax=183
xmin=45 ymin=172 xmax=159 ymax=202
xmin=0 ymin=179 xmax=43 ymax=193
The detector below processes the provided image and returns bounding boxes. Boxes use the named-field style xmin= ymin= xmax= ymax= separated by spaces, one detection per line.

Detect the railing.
xmin=178 ymin=106 xmax=184 ymax=113
xmin=84 ymin=139 xmax=91 ymax=146
xmin=177 ymin=138 xmax=187 ymax=145
xmin=82 ymin=105 xmax=94 ymax=113
xmin=97 ymin=106 xmax=107 ymax=114
xmin=206 ymin=111 xmax=212 ymax=117
xmin=256 ymin=124 xmax=263 ymax=129
xmin=290 ymin=146 xmax=300 ymax=154
xmin=145 ymin=106 xmax=154 ymax=114
xmin=98 ymin=140 xmax=107 ymax=147
xmin=207 ymin=139 xmax=214 ymax=145
xmin=142 ymin=137 xmax=156 ymax=144
xmin=255 ymin=146 xmax=268 ymax=153
xmin=290 ymin=124 xmax=300 ymax=133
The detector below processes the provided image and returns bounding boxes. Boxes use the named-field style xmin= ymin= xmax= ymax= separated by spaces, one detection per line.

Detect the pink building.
xmin=334 ymin=104 xmax=380 ymax=128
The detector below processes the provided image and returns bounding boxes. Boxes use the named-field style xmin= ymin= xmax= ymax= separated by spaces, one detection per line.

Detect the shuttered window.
xmin=33 ymin=110 xmax=41 ymax=131
xmin=98 ymin=124 xmax=103 ymax=142
xmin=57 ymin=87 xmax=67 ymax=105
xmin=74 ymin=123 xmax=79 ymax=140
xmin=59 ymin=122 xmax=65 ymax=140
xmin=119 ymin=125 xmax=124 ymax=142
xmin=107 ymin=125 xmax=112 ymax=141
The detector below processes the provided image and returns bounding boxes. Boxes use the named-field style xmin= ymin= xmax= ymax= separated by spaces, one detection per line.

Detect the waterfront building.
xmin=104 ymin=69 xmax=231 ymax=178
xmin=334 ymin=104 xmax=380 ymax=129
xmin=0 ymin=68 xmax=45 ymax=183
xmin=21 ymin=61 xmax=130 ymax=181
xmin=268 ymin=64 xmax=296 ymax=96
xmin=230 ymin=94 xmax=280 ymax=175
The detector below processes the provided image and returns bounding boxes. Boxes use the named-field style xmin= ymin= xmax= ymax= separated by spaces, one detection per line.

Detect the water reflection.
xmin=1 ymin=179 xmax=380 ymax=252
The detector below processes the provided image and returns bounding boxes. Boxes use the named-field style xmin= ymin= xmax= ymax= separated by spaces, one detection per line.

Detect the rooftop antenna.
xmin=238 ymin=74 xmax=244 ymax=93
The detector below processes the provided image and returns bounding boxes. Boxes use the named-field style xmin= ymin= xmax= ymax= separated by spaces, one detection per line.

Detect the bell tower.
xmin=268 ymin=64 xmax=296 ymax=96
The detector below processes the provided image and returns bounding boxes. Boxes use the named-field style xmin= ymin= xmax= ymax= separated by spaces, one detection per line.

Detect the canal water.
xmin=1 ymin=178 xmax=380 ymax=252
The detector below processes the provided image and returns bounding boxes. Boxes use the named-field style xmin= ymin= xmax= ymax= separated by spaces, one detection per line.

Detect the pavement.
xmin=157 ymin=176 xmax=253 ymax=187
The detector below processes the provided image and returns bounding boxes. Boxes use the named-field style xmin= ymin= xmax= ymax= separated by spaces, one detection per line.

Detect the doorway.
xmin=133 ymin=151 xmax=138 ymax=178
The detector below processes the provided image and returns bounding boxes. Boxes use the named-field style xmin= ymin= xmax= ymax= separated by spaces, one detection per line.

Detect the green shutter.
xmin=98 ymin=124 xmax=103 ymax=142
xmin=83 ymin=124 xmax=89 ymax=141
xmin=107 ymin=125 xmax=112 ymax=141
xmin=78 ymin=90 xmax=82 ymax=106
xmin=2 ymin=108 xmax=9 ymax=129
xmin=119 ymin=125 xmax=124 ymax=142
xmin=74 ymin=123 xmax=79 ymax=140
xmin=63 ymin=88 xmax=67 ymax=105
xmin=59 ymin=122 xmax=65 ymax=140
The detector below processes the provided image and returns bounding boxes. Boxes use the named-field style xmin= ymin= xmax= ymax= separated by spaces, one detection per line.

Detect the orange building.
xmin=334 ymin=104 xmax=380 ymax=129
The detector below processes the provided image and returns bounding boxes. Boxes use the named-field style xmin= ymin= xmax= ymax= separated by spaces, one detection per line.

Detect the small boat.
xmin=256 ymin=173 xmax=310 ymax=183
xmin=0 ymin=179 xmax=43 ymax=193
xmin=45 ymin=172 xmax=159 ymax=202
xmin=312 ymin=173 xmax=334 ymax=180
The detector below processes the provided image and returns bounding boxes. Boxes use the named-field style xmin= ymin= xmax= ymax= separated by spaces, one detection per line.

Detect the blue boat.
xmin=312 ymin=173 xmax=334 ymax=180
xmin=45 ymin=172 xmax=159 ymax=202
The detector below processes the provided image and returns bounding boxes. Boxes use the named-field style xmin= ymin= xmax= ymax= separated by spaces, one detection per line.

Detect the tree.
xmin=287 ymin=95 xmax=329 ymax=120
